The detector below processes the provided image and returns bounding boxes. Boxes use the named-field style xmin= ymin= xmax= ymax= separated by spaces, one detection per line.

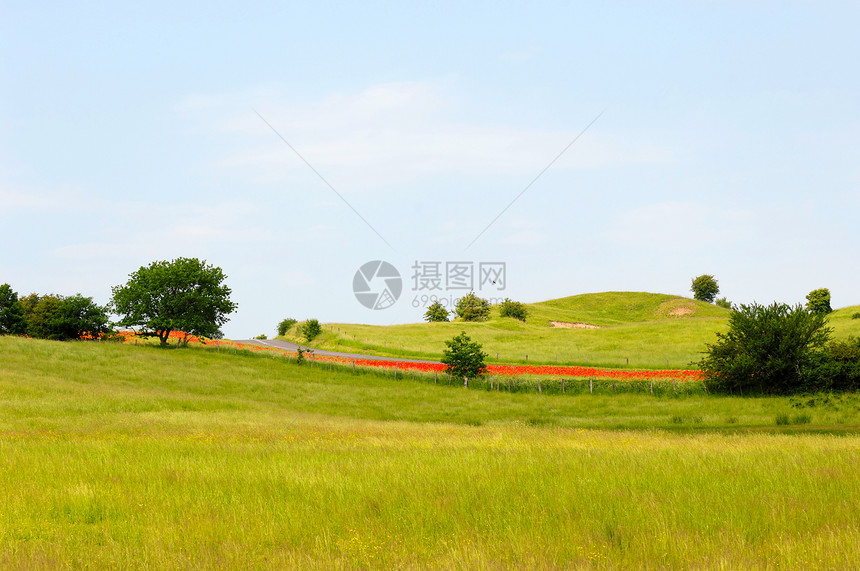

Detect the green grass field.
xmin=284 ymin=292 xmax=860 ymax=369
xmin=2 ymin=336 xmax=859 ymax=569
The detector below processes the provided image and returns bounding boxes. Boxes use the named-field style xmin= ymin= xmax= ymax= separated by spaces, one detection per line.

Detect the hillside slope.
xmin=284 ymin=292 xmax=732 ymax=369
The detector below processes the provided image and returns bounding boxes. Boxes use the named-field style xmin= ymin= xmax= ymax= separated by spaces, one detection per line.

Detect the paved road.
xmin=235 ymin=339 xmax=440 ymax=364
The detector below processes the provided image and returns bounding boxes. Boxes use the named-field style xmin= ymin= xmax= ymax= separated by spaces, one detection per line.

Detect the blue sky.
xmin=2 ymin=1 xmax=858 ymax=338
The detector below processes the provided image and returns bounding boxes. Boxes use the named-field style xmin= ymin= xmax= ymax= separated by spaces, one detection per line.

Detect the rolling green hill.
xmin=284 ymin=292 xmax=860 ymax=370
xmin=283 ymin=292 xmax=731 ymax=369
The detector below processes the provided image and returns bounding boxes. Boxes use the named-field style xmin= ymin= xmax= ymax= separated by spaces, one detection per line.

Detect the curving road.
xmin=234 ymin=339 xmax=439 ymax=364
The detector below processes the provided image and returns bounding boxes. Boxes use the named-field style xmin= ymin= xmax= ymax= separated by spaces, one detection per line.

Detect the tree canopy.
xmin=691 ymin=274 xmax=720 ymax=303
xmin=110 ymin=258 xmax=237 ymax=345
xmin=441 ymin=331 xmax=488 ymax=382
xmin=0 ymin=284 xmax=27 ymax=335
xmin=805 ymin=288 xmax=832 ymax=314
xmin=498 ymin=298 xmax=528 ymax=321
xmin=424 ymin=300 xmax=450 ymax=322
xmin=454 ymin=292 xmax=490 ymax=322
xmin=697 ymin=302 xmax=831 ymax=395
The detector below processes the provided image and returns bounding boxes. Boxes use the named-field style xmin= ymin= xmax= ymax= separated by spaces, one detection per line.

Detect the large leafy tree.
xmin=441 ymin=331 xmax=488 ymax=383
xmin=0 ymin=284 xmax=27 ymax=335
xmin=691 ymin=274 xmax=720 ymax=303
xmin=697 ymin=302 xmax=831 ymax=395
xmin=111 ymin=258 xmax=237 ymax=346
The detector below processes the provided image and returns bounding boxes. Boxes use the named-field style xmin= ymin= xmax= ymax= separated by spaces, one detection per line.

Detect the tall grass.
xmin=1 ymin=336 xmax=859 ymax=569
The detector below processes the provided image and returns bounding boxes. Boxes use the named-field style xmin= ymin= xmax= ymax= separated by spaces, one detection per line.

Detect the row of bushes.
xmin=0 ymin=284 xmax=112 ymax=341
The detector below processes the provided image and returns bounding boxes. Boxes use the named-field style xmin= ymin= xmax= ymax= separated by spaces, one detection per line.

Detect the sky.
xmin=2 ymin=1 xmax=858 ymax=338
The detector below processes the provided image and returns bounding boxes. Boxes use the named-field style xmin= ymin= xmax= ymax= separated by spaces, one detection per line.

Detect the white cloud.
xmin=179 ymin=82 xmax=679 ymax=191
xmin=606 ymin=201 xmax=754 ymax=252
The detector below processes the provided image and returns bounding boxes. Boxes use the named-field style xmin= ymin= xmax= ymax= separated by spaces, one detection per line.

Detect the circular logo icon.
xmin=353 ymin=260 xmax=402 ymax=310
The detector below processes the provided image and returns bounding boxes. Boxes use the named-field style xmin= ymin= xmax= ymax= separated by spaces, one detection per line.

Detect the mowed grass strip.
xmin=1 ymin=337 xmax=860 ymax=569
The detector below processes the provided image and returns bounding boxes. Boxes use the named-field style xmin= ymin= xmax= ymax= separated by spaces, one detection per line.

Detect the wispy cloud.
xmin=179 ymin=82 xmax=678 ymax=191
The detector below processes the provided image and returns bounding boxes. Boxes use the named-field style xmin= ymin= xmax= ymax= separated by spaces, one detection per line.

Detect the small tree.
xmin=301 ymin=319 xmax=322 ymax=341
xmin=454 ymin=291 xmax=490 ymax=322
xmin=691 ymin=274 xmax=720 ymax=303
xmin=441 ymin=331 xmax=487 ymax=384
xmin=424 ymin=301 xmax=449 ymax=322
xmin=0 ymin=284 xmax=27 ymax=335
xmin=805 ymin=288 xmax=832 ymax=314
xmin=697 ymin=302 xmax=831 ymax=395
xmin=499 ymin=298 xmax=528 ymax=321
xmin=110 ymin=258 xmax=237 ymax=346
xmin=277 ymin=318 xmax=297 ymax=336
xmin=714 ymin=297 xmax=732 ymax=309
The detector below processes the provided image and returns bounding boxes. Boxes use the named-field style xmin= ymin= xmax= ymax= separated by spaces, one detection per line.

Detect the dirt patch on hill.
xmin=550 ymin=321 xmax=600 ymax=329
xmin=657 ymin=298 xmax=698 ymax=318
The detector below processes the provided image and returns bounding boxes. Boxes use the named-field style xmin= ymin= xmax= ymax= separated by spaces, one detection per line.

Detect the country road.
xmin=234 ymin=339 xmax=439 ymax=364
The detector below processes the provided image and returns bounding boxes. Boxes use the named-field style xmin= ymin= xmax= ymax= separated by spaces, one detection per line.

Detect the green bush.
xmin=697 ymin=302 xmax=831 ymax=395
xmin=691 ymin=274 xmax=720 ymax=303
xmin=454 ymin=292 xmax=490 ymax=322
xmin=277 ymin=318 xmax=297 ymax=336
xmin=808 ymin=336 xmax=860 ymax=392
xmin=300 ymin=319 xmax=322 ymax=341
xmin=499 ymin=298 xmax=528 ymax=321
xmin=851 ymin=312 xmax=860 ymax=320
xmin=254 ymin=334 xmax=267 ymax=340
xmin=441 ymin=331 xmax=488 ymax=382
xmin=0 ymin=284 xmax=27 ymax=335
xmin=715 ymin=297 xmax=732 ymax=309
xmin=805 ymin=288 xmax=832 ymax=314
xmin=21 ymin=293 xmax=111 ymax=341
xmin=424 ymin=301 xmax=449 ymax=322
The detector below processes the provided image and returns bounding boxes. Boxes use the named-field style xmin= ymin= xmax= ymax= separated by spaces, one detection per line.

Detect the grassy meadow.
xmin=2 ymin=336 xmax=860 ymax=569
xmin=285 ymin=291 xmax=860 ymax=369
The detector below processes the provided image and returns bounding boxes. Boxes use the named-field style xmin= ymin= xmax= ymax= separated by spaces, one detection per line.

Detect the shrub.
xmin=277 ymin=318 xmax=297 ymax=336
xmin=714 ymin=297 xmax=732 ymax=309
xmin=424 ymin=301 xmax=449 ymax=322
xmin=808 ymin=336 xmax=860 ymax=392
xmin=254 ymin=334 xmax=267 ymax=340
xmin=691 ymin=275 xmax=720 ymax=303
xmin=697 ymin=302 xmax=831 ymax=395
xmin=805 ymin=288 xmax=832 ymax=314
xmin=22 ymin=293 xmax=111 ymax=341
xmin=499 ymin=298 xmax=528 ymax=321
xmin=0 ymin=284 xmax=27 ymax=335
xmin=454 ymin=292 xmax=490 ymax=322
xmin=852 ymin=312 xmax=860 ymax=320
xmin=441 ymin=331 xmax=488 ymax=382
xmin=300 ymin=319 xmax=322 ymax=341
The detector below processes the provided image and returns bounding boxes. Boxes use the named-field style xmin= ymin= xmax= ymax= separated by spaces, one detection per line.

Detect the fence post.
xmin=589 ymin=379 xmax=593 ymax=394
xmin=352 ymin=360 xmax=356 ymax=372
xmin=464 ymin=377 xmax=468 ymax=388
xmin=562 ymin=378 xmax=565 ymax=393
xmin=650 ymin=379 xmax=653 ymax=394
xmin=538 ymin=380 xmax=542 ymax=394
xmin=434 ymin=371 xmax=437 ymax=384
